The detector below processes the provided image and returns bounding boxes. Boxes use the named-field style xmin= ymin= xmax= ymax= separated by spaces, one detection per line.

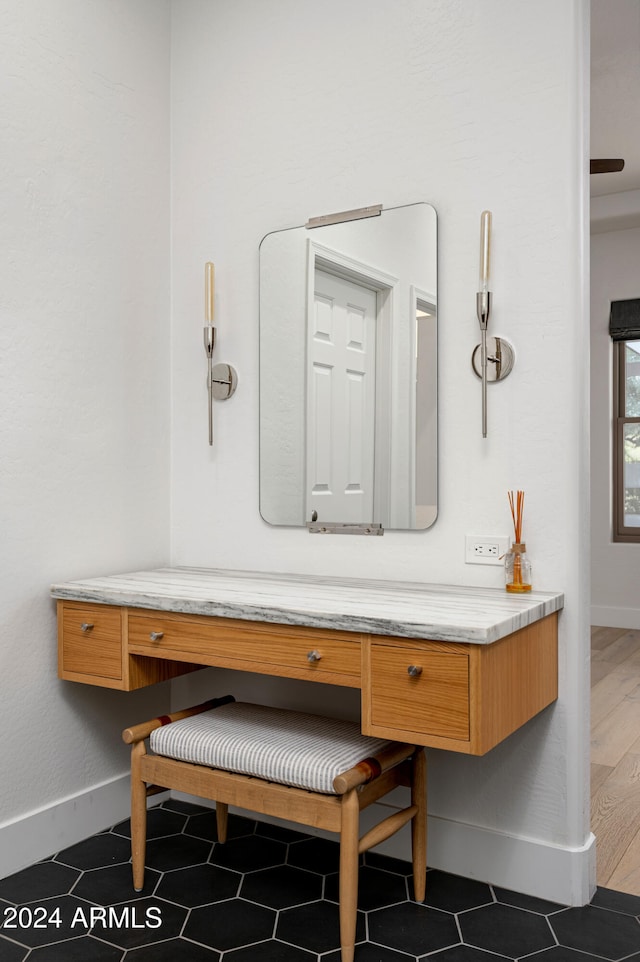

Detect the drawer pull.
xmin=407 ymin=665 xmax=423 ymax=677
xmin=149 ymin=631 xmax=164 ymax=642
xmin=307 ymin=649 xmax=322 ymax=663
xmin=80 ymin=623 xmax=94 ymax=632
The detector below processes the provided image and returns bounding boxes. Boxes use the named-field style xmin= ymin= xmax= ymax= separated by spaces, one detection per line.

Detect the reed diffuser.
xmin=505 ymin=490 xmax=532 ymax=593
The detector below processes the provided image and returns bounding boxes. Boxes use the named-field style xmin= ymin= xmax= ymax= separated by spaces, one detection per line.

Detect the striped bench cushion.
xmin=149 ymin=701 xmax=393 ymax=795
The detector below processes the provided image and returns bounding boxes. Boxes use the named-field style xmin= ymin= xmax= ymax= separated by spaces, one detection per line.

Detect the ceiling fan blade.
xmin=590 ymin=159 xmax=625 ymax=174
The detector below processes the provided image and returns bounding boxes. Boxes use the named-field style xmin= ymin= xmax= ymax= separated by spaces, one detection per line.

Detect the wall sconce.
xmin=471 ymin=211 xmax=515 ymax=437
xmin=203 ymin=261 xmax=238 ymax=446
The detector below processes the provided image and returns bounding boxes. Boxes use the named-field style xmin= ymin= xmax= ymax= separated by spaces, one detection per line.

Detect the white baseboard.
xmin=171 ymin=792 xmax=596 ymax=907
xmin=0 ymin=774 xmax=149 ymax=881
xmin=592 ymin=605 xmax=640 ymax=629
xmin=427 ymin=816 xmax=596 ymax=907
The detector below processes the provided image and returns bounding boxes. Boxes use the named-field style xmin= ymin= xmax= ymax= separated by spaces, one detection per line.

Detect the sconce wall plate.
xmin=471 ymin=336 xmax=515 ymax=382
xmin=211 ymin=363 xmax=238 ymax=400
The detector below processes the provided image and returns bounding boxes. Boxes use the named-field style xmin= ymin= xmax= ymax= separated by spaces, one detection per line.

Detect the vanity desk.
xmin=52 ymin=568 xmax=563 ymax=756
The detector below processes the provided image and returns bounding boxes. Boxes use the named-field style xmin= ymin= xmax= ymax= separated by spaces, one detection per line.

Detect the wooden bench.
xmin=123 ymin=695 xmax=427 ymax=962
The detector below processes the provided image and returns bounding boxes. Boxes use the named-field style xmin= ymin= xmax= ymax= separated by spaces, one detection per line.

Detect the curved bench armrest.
xmin=122 ymin=695 xmax=235 ymax=745
xmin=333 ymin=742 xmax=417 ymax=794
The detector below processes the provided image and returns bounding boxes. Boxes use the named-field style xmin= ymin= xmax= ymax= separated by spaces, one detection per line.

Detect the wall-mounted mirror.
xmin=259 ymin=201 xmax=437 ymax=532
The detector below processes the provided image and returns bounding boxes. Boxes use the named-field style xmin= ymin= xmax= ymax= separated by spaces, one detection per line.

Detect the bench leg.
xmin=215 ymin=801 xmax=228 ymax=843
xmin=339 ymin=788 xmax=360 ymax=962
xmin=411 ymin=747 xmax=427 ymax=902
xmin=130 ymin=742 xmax=147 ymax=892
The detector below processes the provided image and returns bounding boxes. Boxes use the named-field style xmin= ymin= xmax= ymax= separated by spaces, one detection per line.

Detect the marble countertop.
xmin=51 ymin=567 xmax=564 ymax=644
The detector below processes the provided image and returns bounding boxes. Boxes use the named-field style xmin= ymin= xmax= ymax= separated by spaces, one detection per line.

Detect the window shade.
xmin=609 ymin=299 xmax=640 ymax=341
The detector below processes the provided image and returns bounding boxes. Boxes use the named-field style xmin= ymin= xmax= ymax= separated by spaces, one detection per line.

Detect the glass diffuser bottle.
xmin=505 ymin=491 xmax=532 ymax=593
xmin=505 ymin=542 xmax=532 ymax=593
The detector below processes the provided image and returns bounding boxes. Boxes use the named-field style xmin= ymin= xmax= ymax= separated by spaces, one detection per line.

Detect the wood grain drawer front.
xmin=127 ymin=612 xmax=360 ymax=680
xmin=370 ymin=644 xmax=470 ymax=740
xmin=61 ymin=603 xmax=122 ymax=680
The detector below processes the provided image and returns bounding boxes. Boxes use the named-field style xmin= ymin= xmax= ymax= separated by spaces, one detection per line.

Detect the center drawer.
xmin=127 ymin=610 xmax=361 ymax=685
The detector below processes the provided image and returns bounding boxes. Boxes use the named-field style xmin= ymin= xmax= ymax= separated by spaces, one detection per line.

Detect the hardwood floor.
xmin=591 ymin=625 xmax=640 ymax=893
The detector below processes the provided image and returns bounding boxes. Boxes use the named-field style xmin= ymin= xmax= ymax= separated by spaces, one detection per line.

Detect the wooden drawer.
xmin=59 ymin=601 xmax=123 ymax=682
xmin=368 ymin=643 xmax=470 ymax=741
xmin=128 ymin=610 xmax=361 ymax=686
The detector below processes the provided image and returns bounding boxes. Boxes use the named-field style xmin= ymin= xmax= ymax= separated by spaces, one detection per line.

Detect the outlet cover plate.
xmin=465 ymin=535 xmax=510 ymax=566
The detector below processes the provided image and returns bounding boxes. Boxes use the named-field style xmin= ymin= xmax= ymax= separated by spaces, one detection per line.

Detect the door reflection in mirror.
xmin=308 ymin=268 xmax=377 ymax=525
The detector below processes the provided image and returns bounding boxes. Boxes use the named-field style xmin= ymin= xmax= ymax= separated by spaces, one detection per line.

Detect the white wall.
xmin=591 ymin=220 xmax=640 ymax=627
xmin=170 ymin=0 xmax=592 ymax=903
xmin=0 ymin=0 xmax=172 ymax=876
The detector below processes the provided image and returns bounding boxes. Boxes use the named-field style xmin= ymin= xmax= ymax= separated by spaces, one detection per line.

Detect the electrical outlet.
xmin=465 ymin=535 xmax=509 ymax=566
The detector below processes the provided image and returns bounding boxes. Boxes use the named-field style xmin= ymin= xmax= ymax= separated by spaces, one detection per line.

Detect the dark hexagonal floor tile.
xmin=517 ymin=948 xmax=616 ymax=962
xmin=590 ymin=886 xmax=640 ymax=916
xmin=550 ymin=905 xmax=640 ymax=960
xmin=209 ymin=834 xmax=286 ymax=874
xmin=55 ymin=832 xmax=132 ymax=870
xmin=112 ymin=806 xmax=187 ymax=840
xmin=0 ymin=936 xmax=28 ymax=962
xmin=369 ymin=901 xmax=459 ymax=956
xmin=126 ymin=937 xmax=219 ymax=960
xmin=460 ymin=902 xmax=555 ymax=958
xmin=422 ymin=870 xmax=493 ymax=913
xmin=287 ymin=836 xmax=341 ymax=875
xmin=73 ymin=863 xmax=160 ymax=904
xmin=126 ymin=937 xmax=220 ymax=960
xmin=183 ymin=898 xmax=276 ymax=951
xmin=26 ymin=935 xmax=123 ymax=960
xmin=421 ymin=946 xmax=511 ymax=962
xmin=241 ymin=864 xmax=322 ymax=909
xmin=493 ymin=886 xmax=565 ymax=915
xmin=255 ymin=821 xmax=310 ymax=844
xmin=0 ymin=862 xmax=80 ymax=904
xmin=324 ymin=865 xmax=408 ymax=910
xmin=0 ymin=896 xmax=93 ymax=948
xmin=277 ymin=899 xmax=365 ymax=955
xmin=325 ymin=944 xmax=416 ymax=962
xmin=88 ymin=897 xmax=186 ymax=950
xmin=156 ymin=862 xmax=241 ymax=907
xmin=364 ymin=851 xmax=413 ymax=877
xmin=224 ymin=939 xmax=316 ymax=961
xmin=144 ymin=832 xmax=212 ymax=872
xmin=186 ymin=810 xmax=256 ymax=842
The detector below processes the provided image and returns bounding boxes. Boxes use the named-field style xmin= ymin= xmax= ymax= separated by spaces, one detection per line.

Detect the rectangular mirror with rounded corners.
xmin=259 ymin=201 xmax=437 ymax=531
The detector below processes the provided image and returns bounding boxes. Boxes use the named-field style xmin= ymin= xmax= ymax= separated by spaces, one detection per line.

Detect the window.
xmin=613 ymin=337 xmax=640 ymax=541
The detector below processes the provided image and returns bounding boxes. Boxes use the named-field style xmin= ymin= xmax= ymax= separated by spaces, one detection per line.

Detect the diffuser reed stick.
xmin=506 ymin=490 xmax=532 ymax=592
xmin=508 ymin=489 xmax=524 ymax=543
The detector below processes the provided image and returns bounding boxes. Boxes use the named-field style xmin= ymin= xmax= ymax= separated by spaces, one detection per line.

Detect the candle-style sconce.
xmin=203 ymin=261 xmax=238 ymax=446
xmin=471 ymin=211 xmax=515 ymax=437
